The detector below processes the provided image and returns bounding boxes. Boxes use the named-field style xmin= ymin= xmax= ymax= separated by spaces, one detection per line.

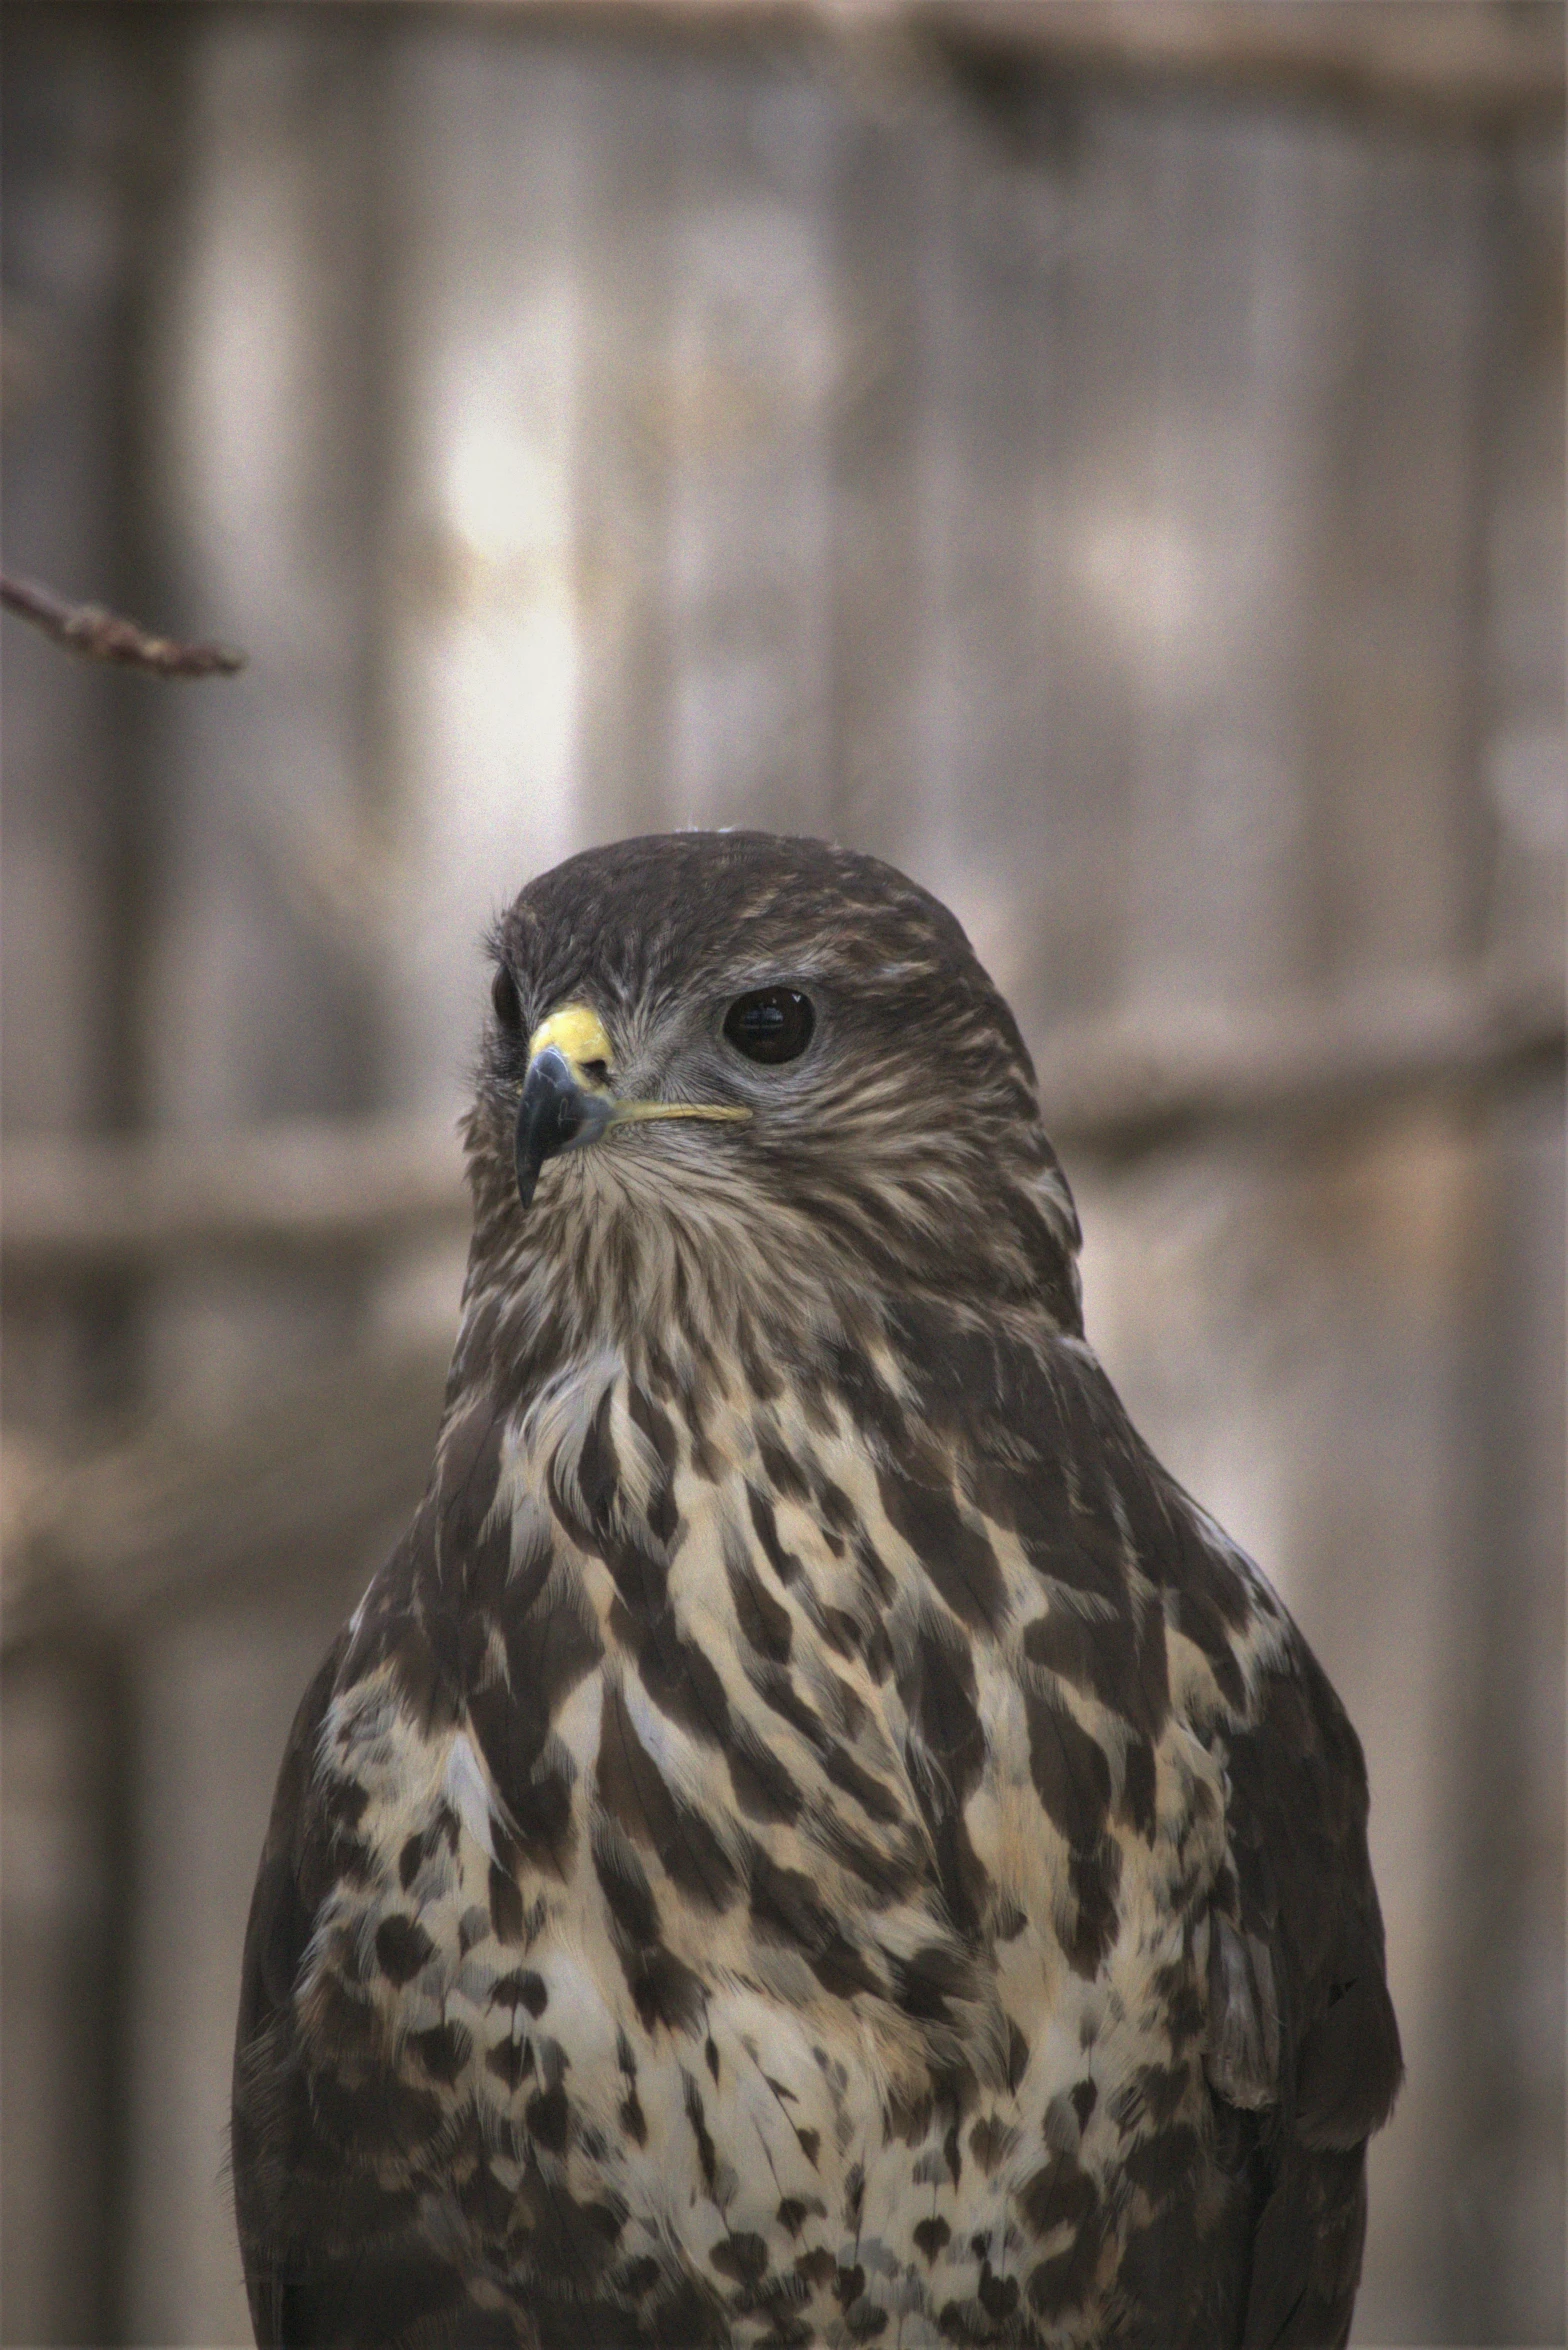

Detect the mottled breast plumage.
xmin=234 ymin=831 xmax=1401 ymax=2350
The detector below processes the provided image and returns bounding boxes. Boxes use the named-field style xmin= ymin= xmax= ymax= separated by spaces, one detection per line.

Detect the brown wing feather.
xmin=232 ymin=1612 xmax=517 ymax=2349
xmin=1222 ymin=1647 xmax=1403 ymax=2348
xmin=897 ymin=1303 xmax=1401 ymax=2341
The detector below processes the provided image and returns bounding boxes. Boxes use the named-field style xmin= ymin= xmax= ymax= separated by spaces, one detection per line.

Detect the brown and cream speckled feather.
xmin=233 ymin=834 xmax=1401 ymax=2349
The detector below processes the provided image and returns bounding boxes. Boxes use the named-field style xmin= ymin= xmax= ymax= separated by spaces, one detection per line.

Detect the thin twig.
xmin=0 ymin=569 xmax=246 ymax=677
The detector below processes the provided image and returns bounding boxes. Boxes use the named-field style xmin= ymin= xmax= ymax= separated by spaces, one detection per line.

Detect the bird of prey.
xmin=233 ymin=832 xmax=1401 ymax=2349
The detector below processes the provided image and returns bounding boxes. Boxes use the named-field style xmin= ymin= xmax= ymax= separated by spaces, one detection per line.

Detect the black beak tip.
xmin=513 ymin=1046 xmax=592 ymax=1211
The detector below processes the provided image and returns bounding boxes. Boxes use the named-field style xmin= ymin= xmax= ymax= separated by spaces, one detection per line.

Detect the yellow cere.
xmin=527 ymin=1003 xmax=617 ymax=1081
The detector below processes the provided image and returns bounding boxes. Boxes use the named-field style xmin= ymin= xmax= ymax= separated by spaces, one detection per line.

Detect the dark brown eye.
xmin=723 ymin=987 xmax=814 ymax=1066
xmin=492 ymin=963 xmax=522 ymax=1030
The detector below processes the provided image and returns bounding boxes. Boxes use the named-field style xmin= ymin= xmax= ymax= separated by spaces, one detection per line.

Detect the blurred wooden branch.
xmin=1 ymin=1113 xmax=470 ymax=1280
xmin=2 ymin=965 xmax=1560 ymax=1284
xmin=497 ymin=0 xmax=1565 ymax=121
xmin=3 ymin=962 xmax=1560 ymax=1658
xmin=907 ymin=0 xmax=1566 ymax=120
xmin=1035 ymin=963 xmax=1566 ymax=1155
xmin=0 ymin=571 xmax=247 ymax=678
xmin=1 ymin=1341 xmax=449 ymax=1657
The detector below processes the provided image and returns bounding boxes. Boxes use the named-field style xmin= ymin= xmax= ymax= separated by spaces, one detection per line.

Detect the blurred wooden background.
xmin=1 ymin=3 xmax=1563 ymax=2342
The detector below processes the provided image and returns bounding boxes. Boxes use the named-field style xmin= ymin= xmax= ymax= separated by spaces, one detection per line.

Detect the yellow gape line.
xmin=610 ymin=1099 xmax=751 ymax=1127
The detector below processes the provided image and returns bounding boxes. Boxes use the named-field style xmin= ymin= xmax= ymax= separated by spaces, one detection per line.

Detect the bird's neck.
xmin=454 ymin=1185 xmax=885 ymax=1429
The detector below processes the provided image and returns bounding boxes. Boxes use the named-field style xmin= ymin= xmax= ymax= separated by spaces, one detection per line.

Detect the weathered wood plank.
xmin=1 ymin=1339 xmax=448 ymax=1656
xmin=422 ymin=2 xmax=1568 ymax=123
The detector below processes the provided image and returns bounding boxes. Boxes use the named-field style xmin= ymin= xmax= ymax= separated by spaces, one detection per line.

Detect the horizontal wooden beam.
xmin=445 ymin=0 xmax=1566 ymax=121
xmin=906 ymin=0 xmax=1566 ymax=121
xmin=2 ymin=965 xmax=1560 ymax=1283
xmin=1 ymin=1341 xmax=450 ymax=1656
xmin=3 ymin=961 xmax=1560 ymax=1655
xmin=1 ymin=1112 xmax=470 ymax=1282
xmin=1034 ymin=963 xmax=1566 ymax=1155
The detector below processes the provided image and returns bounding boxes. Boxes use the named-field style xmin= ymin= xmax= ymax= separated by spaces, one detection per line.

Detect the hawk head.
xmin=463 ymin=833 xmax=1082 ymax=1365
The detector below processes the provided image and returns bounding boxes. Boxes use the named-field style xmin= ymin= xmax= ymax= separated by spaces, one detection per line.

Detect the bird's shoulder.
xmin=231 ymin=1506 xmax=533 ymax=2350
xmin=899 ymin=1299 xmax=1404 ymax=2340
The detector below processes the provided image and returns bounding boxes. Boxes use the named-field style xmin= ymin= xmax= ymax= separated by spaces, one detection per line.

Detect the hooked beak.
xmin=514 ymin=1042 xmax=614 ymax=1209
xmin=513 ymin=1003 xmax=750 ymax=1210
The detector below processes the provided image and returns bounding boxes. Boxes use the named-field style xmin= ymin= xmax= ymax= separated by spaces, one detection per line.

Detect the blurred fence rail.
xmin=3 ymin=959 xmax=1563 ymax=1279
xmin=492 ymin=0 xmax=1568 ymax=120
xmin=2 ymin=1341 xmax=450 ymax=1657
xmin=4 ymin=954 xmax=1562 ymax=1670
